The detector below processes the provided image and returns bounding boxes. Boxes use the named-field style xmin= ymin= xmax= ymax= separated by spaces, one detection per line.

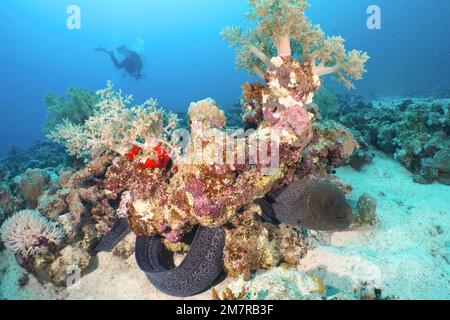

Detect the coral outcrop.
xmin=223 ymin=205 xmax=308 ymax=277
xmin=0 ymin=142 xmax=66 ymax=182
xmin=1 ymin=0 xmax=369 ymax=296
xmin=0 ymin=148 xmax=124 ymax=286
xmin=45 ymin=0 xmax=366 ymax=288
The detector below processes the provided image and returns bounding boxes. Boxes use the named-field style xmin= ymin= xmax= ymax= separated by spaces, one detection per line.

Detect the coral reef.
xmin=0 ymin=142 xmax=66 ymax=181
xmin=301 ymin=120 xmax=359 ymax=176
xmin=1 ymin=0 xmax=369 ymax=297
xmin=223 ymin=205 xmax=308 ymax=277
xmin=13 ymin=168 xmax=48 ymax=209
xmin=325 ymin=96 xmax=450 ymax=184
xmin=88 ymin=0 xmax=366 ymax=291
xmin=0 ymin=148 xmax=123 ymax=286
xmin=0 ymin=182 xmax=23 ymax=219
xmin=48 ymin=81 xmax=178 ymax=160
xmin=45 ymin=69 xmax=357 ymax=291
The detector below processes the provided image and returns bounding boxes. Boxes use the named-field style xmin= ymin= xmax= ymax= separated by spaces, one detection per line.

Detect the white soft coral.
xmin=0 ymin=210 xmax=64 ymax=258
xmin=48 ymin=81 xmax=179 ymax=159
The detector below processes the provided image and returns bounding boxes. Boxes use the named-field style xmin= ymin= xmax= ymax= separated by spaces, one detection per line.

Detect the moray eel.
xmin=256 ymin=177 xmax=353 ymax=231
xmin=135 ymin=227 xmax=225 ymax=297
xmin=97 ymin=177 xmax=350 ymax=297
xmin=96 ymin=221 xmax=226 ymax=297
xmin=94 ymin=218 xmax=131 ymax=252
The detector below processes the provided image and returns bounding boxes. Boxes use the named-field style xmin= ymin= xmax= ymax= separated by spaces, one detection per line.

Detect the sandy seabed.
xmin=1 ymin=150 xmax=449 ymax=300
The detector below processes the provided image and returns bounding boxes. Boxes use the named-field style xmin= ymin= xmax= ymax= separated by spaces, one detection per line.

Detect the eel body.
xmin=94 ymin=218 xmax=131 ymax=252
xmin=135 ymin=226 xmax=226 ymax=297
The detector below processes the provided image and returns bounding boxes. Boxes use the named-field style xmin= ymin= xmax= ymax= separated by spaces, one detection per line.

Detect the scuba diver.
xmin=96 ymin=45 xmax=145 ymax=81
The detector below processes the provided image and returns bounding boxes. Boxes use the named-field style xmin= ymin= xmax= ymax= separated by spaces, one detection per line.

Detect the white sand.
xmin=298 ymin=150 xmax=449 ymax=300
xmin=1 ymin=150 xmax=448 ymax=300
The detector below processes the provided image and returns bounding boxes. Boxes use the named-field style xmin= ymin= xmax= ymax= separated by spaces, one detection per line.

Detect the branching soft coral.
xmin=48 ymin=81 xmax=179 ymax=159
xmin=44 ymin=86 xmax=98 ymax=134
xmin=222 ymin=0 xmax=369 ymax=89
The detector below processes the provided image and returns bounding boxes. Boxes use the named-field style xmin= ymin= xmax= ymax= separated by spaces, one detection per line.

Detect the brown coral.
xmin=242 ymin=82 xmax=265 ymax=104
xmin=223 ymin=205 xmax=307 ymax=277
xmin=46 ymin=241 xmax=91 ymax=287
xmin=15 ymin=168 xmax=48 ymax=209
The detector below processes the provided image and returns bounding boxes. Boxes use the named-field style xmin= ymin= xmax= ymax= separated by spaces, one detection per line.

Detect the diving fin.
xmin=95 ymin=47 xmax=112 ymax=55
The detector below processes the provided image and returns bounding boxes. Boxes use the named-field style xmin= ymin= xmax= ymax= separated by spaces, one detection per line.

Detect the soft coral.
xmin=124 ymin=145 xmax=141 ymax=161
xmin=132 ymin=144 xmax=171 ymax=170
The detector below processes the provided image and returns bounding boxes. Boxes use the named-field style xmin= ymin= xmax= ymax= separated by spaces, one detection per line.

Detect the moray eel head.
xmin=305 ymin=181 xmax=353 ymax=231
xmin=268 ymin=178 xmax=353 ymax=231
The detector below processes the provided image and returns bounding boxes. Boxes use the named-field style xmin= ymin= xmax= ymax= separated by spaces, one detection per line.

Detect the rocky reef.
xmin=1 ymin=0 xmax=372 ymax=297
xmin=0 ymin=141 xmax=67 ymax=181
xmin=319 ymin=92 xmax=450 ymax=185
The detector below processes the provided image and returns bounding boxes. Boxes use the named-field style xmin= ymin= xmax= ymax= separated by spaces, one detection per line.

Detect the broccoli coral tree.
xmin=222 ymin=0 xmax=369 ymax=89
xmin=44 ymin=86 xmax=98 ymax=134
xmin=47 ymin=81 xmax=179 ymax=160
xmin=0 ymin=210 xmax=64 ymax=258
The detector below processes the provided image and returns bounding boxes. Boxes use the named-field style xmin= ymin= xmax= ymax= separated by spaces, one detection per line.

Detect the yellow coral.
xmin=188 ymin=98 xmax=226 ymax=127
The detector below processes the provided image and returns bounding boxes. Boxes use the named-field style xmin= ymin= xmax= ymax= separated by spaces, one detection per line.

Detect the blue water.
xmin=0 ymin=0 xmax=449 ymax=156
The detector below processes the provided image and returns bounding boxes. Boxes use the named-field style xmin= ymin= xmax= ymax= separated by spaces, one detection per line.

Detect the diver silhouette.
xmin=96 ymin=45 xmax=145 ymax=81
